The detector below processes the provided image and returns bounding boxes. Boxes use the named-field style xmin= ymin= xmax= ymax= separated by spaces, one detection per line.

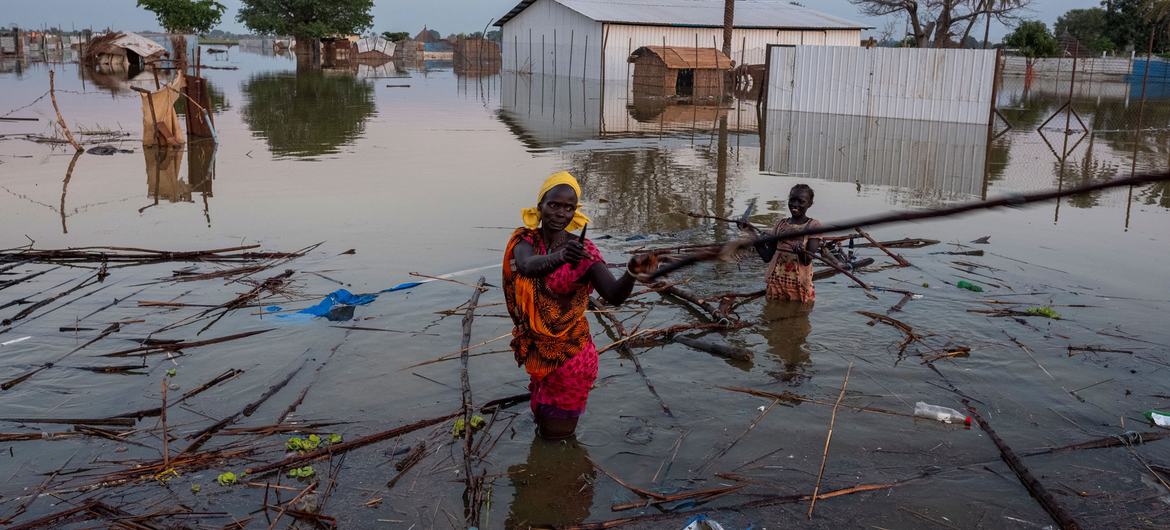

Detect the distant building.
xmin=496 ymin=0 xmax=868 ymax=83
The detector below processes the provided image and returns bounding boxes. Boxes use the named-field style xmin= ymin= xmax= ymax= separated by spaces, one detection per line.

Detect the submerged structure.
xmin=496 ymin=0 xmax=866 ymax=83
xmin=629 ymin=45 xmax=732 ymax=99
xmin=84 ymin=32 xmax=166 ymax=69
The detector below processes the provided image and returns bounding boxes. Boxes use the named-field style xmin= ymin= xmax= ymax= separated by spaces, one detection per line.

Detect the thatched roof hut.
xmin=84 ymin=32 xmax=166 ymax=68
xmin=628 ymin=46 xmax=732 ymax=99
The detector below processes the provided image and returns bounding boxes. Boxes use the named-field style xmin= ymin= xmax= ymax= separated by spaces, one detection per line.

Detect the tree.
xmin=486 ymin=29 xmax=502 ymax=43
xmin=241 ymin=71 xmax=376 ymax=158
xmin=721 ymin=0 xmax=734 ymax=57
xmin=1004 ymin=20 xmax=1058 ymax=60
xmin=137 ymin=0 xmax=225 ymax=34
xmin=1103 ymin=0 xmax=1170 ymax=53
xmin=1055 ymin=8 xmax=1110 ymax=52
xmin=381 ymin=31 xmax=410 ymax=42
xmin=237 ymin=0 xmax=373 ymax=40
xmin=849 ymin=0 xmax=1030 ymax=48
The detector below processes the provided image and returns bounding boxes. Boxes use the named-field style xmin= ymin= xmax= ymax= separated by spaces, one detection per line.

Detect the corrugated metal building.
xmin=496 ymin=0 xmax=866 ymax=84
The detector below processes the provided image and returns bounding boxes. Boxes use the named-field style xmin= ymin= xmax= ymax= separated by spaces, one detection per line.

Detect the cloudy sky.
xmin=5 ymin=0 xmax=1101 ymax=40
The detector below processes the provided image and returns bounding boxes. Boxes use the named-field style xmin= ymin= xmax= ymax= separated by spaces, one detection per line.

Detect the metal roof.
xmin=630 ymin=46 xmax=733 ymax=69
xmin=495 ymin=0 xmax=869 ymax=30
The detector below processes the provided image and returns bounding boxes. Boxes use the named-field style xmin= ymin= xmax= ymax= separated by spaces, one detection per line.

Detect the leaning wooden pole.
xmin=965 ymin=402 xmax=1081 ymax=530
xmin=461 ymin=277 xmax=486 ymax=527
xmin=808 ymin=363 xmax=852 ymax=519
xmin=648 ymin=171 xmax=1170 ymax=281
xmin=48 ymin=70 xmax=82 ymax=152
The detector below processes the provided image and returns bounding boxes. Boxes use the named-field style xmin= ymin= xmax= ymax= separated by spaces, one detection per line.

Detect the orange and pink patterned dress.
xmin=765 ymin=218 xmax=821 ymax=303
xmin=503 ymin=228 xmax=603 ymax=419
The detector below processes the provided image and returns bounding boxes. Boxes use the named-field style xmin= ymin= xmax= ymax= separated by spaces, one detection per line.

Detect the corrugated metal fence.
xmin=765 ymin=46 xmax=999 ymax=125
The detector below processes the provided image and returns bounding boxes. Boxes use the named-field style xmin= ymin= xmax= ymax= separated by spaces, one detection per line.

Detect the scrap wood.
xmin=245 ymin=411 xmax=461 ymax=476
xmin=0 ymin=417 xmax=134 ymax=427
xmin=189 ymin=269 xmax=294 ymax=334
xmin=48 ymin=70 xmax=82 ymax=152
xmin=3 ymin=321 xmax=126 ymax=390
xmin=182 ymin=356 xmax=309 ymax=453
xmin=386 ymin=441 xmax=427 ymax=489
xmin=610 ymin=483 xmax=746 ymax=511
xmin=646 ymin=171 xmax=1170 ymax=281
xmin=1067 ymin=345 xmax=1134 ymax=356
xmin=808 ymin=363 xmax=852 ymax=519
xmin=0 ymin=244 xmax=300 ymax=264
xmin=0 ymin=268 xmax=58 ymax=292
xmin=855 ymin=228 xmax=911 ymax=266
xmin=565 ymin=480 xmax=906 ymax=530
xmin=0 ymin=431 xmax=79 ymax=442
xmin=965 ymin=402 xmax=1081 ymax=530
xmin=659 ymin=284 xmax=730 ymax=323
xmin=0 ymin=272 xmax=101 ymax=327
xmin=590 ymin=297 xmax=673 ymax=417
xmin=99 ymin=329 xmax=273 ymax=357
xmin=673 ymin=336 xmax=753 ymax=361
xmin=921 ymin=347 xmax=971 ymax=364
xmin=1020 ymin=431 xmax=1170 ymax=457
xmin=697 ymin=399 xmax=782 ymax=474
xmin=3 ymin=499 xmax=101 ymax=530
xmin=857 ymin=311 xmax=920 ymax=355
xmin=458 ymin=278 xmax=486 ymax=526
xmin=813 ymin=257 xmax=875 ymax=282
xmin=719 ymin=386 xmax=912 ymax=418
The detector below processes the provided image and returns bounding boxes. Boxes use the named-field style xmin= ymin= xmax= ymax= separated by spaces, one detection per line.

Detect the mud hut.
xmin=628 ymin=46 xmax=732 ymax=99
xmin=84 ymin=32 xmax=167 ymax=69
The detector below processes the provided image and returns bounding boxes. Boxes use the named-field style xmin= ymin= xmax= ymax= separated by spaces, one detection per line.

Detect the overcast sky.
xmin=5 ymin=0 xmax=1102 ymax=40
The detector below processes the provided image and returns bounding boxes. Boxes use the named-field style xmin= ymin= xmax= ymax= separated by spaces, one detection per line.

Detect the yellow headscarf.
xmin=521 ymin=171 xmax=591 ymax=231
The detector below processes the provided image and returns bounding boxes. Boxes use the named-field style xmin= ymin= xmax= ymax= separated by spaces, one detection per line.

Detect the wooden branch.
xmin=460 ymin=277 xmax=485 ymax=527
xmin=648 ymin=172 xmax=1170 ymax=281
xmin=48 ymin=70 xmax=82 ymax=152
xmin=808 ymin=363 xmax=852 ymax=518
xmin=965 ymin=402 xmax=1082 ymax=530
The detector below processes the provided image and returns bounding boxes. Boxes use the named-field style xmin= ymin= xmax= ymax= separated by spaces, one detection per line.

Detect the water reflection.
xmin=139 ymin=142 xmax=215 ymax=223
xmin=505 ymin=437 xmax=595 ymax=528
xmin=241 ymin=71 xmax=376 ymax=159
xmin=761 ymin=110 xmax=989 ymax=206
xmin=760 ymin=301 xmax=814 ymax=384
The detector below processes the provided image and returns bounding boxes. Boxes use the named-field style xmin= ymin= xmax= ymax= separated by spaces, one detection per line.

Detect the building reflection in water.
xmin=140 ymin=140 xmax=216 ymax=224
xmin=505 ymin=436 xmax=595 ymax=528
xmin=240 ymin=70 xmax=376 ymax=159
xmin=760 ymin=110 xmax=990 ymax=207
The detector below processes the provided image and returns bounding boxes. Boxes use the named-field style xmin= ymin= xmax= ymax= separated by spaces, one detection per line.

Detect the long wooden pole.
xmin=48 ymin=70 xmax=82 ymax=152
xmin=807 ymin=363 xmax=852 ymax=518
xmin=460 ymin=277 xmax=486 ymax=526
xmin=648 ymin=171 xmax=1170 ymax=281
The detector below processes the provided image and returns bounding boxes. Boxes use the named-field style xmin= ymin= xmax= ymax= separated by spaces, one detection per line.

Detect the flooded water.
xmin=1 ymin=47 xmax=1169 ymax=529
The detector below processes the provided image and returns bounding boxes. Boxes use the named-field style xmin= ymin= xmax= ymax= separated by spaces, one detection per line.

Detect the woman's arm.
xmin=801 ymin=238 xmax=822 ymax=266
xmin=512 ymin=240 xmax=574 ymax=277
xmin=587 ymin=262 xmax=637 ymax=306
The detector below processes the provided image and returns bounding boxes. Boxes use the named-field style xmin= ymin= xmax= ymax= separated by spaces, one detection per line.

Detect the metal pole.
xmin=1125 ymin=28 xmax=1155 ymax=230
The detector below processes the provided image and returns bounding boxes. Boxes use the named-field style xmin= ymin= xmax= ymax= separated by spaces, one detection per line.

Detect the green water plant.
xmin=287 ymin=466 xmax=315 ymax=479
xmin=1025 ymin=306 xmax=1061 ymax=319
xmin=216 ymin=471 xmax=237 ymax=486
xmin=452 ymin=415 xmax=486 ymax=438
xmin=286 ymin=433 xmax=342 ymax=453
xmin=165 ymin=368 xmax=177 ymax=377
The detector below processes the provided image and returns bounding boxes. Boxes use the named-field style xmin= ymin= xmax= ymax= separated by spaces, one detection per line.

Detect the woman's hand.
xmin=627 ymin=254 xmax=658 ymax=277
xmin=559 ymin=240 xmax=587 ymax=265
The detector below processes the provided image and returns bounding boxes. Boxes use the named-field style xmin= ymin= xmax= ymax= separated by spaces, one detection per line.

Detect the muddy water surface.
xmin=1 ymin=48 xmax=1169 ymax=529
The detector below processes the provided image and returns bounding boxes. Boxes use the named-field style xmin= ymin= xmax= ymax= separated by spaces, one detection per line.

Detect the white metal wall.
xmin=602 ymin=25 xmax=859 ymax=86
xmin=500 ymin=0 xmax=861 ymax=83
xmin=501 ymin=0 xmax=603 ymax=80
xmin=766 ymin=46 xmax=999 ymax=125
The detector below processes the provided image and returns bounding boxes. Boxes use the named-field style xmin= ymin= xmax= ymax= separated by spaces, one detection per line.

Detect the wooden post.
xmin=568 ymin=29 xmax=574 ymax=79
xmin=48 ymin=70 xmax=82 ymax=152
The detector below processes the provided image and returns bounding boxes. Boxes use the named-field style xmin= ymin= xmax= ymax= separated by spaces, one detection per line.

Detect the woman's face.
xmin=788 ymin=189 xmax=813 ymax=218
xmin=539 ymin=185 xmax=578 ymax=231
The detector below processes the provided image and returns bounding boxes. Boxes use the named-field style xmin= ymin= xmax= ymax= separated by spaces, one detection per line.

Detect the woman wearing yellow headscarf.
xmin=503 ymin=171 xmax=657 ymax=439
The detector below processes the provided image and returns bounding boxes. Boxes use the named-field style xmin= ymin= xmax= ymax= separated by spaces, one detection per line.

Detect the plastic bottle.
xmin=956 ymin=280 xmax=983 ymax=292
xmin=914 ymin=402 xmax=971 ymax=426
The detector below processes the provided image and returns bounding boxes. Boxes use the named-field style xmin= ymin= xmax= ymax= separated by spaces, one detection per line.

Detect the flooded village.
xmin=1 ymin=0 xmax=1169 ymax=528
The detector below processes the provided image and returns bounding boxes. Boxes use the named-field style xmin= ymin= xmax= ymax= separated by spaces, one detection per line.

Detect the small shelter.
xmin=629 ymin=46 xmax=732 ymax=99
xmin=84 ymin=32 xmax=167 ymax=68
